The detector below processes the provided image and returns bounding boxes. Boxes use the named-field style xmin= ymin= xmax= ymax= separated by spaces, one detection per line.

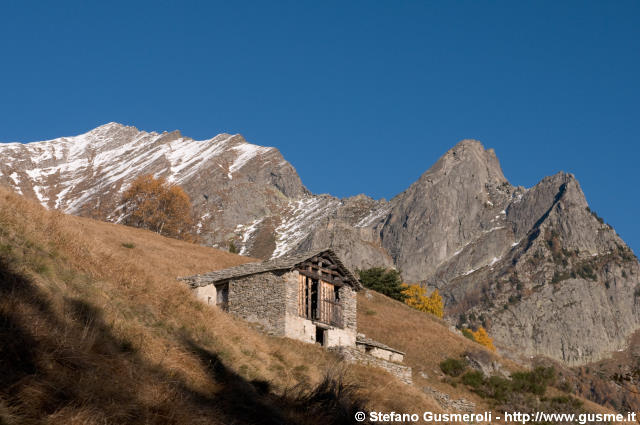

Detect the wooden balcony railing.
xmin=313 ymin=298 xmax=343 ymax=328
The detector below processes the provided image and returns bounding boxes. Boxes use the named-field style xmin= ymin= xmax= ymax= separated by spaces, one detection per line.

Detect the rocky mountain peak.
xmin=88 ymin=121 xmax=129 ymax=132
xmin=443 ymin=139 xmax=506 ymax=182
xmin=376 ymin=141 xmax=513 ymax=283
xmin=447 ymin=138 xmax=489 ymax=159
xmin=407 ymin=139 xmax=508 ymax=199
xmin=83 ymin=122 xmax=143 ymax=143
xmin=554 ymin=172 xmax=588 ymax=207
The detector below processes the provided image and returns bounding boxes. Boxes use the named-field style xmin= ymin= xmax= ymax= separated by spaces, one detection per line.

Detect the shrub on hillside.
xmin=461 ymin=370 xmax=484 ymax=388
xmin=511 ymin=366 xmax=555 ymax=395
xmin=357 ymin=267 xmax=406 ymax=301
xmin=440 ymin=358 xmax=467 ymax=377
xmin=484 ymin=375 xmax=513 ymax=402
xmin=460 ymin=365 xmax=556 ymax=402
xmin=461 ymin=328 xmax=475 ymax=341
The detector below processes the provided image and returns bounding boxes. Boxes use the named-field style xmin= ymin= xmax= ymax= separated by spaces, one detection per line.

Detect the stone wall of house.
xmin=340 ymin=285 xmax=357 ymax=332
xmin=362 ymin=345 xmax=404 ymax=363
xmin=193 ymin=284 xmax=217 ymax=306
xmin=332 ymin=346 xmax=413 ymax=385
xmin=325 ymin=327 xmax=356 ymax=347
xmin=284 ymin=315 xmax=317 ymax=344
xmin=228 ymin=272 xmax=287 ymax=336
xmin=283 ymin=271 xmax=300 ymax=317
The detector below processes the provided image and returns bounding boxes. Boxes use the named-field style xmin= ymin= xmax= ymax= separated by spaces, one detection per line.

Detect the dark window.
xmin=315 ymin=326 xmax=325 ymax=346
xmin=311 ymin=279 xmax=319 ymax=320
xmin=216 ymin=283 xmax=229 ymax=311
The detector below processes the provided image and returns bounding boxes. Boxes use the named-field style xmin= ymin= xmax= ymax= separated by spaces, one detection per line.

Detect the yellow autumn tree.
xmin=402 ymin=284 xmax=428 ymax=309
xmin=401 ymin=284 xmax=444 ymax=318
xmin=426 ymin=289 xmax=444 ymax=318
xmin=472 ymin=326 xmax=496 ymax=352
xmin=120 ymin=174 xmax=194 ymax=240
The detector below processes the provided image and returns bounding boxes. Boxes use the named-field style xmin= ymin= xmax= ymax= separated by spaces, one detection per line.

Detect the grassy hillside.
xmin=0 ymin=187 xmax=439 ymax=424
xmin=0 ymin=186 xmax=619 ymax=424
xmin=357 ymin=290 xmax=507 ymax=404
xmin=356 ymin=280 xmax=622 ymax=420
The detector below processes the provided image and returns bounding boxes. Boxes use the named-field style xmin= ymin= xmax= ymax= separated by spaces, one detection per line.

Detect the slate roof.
xmin=356 ymin=335 xmax=406 ymax=356
xmin=178 ymin=249 xmax=362 ymax=290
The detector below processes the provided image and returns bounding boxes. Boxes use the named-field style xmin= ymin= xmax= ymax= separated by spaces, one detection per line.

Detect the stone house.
xmin=180 ymin=249 xmax=412 ymax=383
xmin=180 ymin=249 xmax=361 ymax=347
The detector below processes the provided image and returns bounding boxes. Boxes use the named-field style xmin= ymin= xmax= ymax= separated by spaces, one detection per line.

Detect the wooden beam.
xmin=324 ymin=268 xmax=340 ymax=276
xmin=299 ymin=261 xmax=319 ymax=270
xmin=296 ymin=265 xmax=344 ymax=279
xmin=298 ymin=263 xmax=342 ymax=276
xmin=298 ymin=269 xmax=344 ymax=287
xmin=307 ymin=266 xmax=312 ymax=319
xmin=320 ymin=255 xmax=334 ymax=264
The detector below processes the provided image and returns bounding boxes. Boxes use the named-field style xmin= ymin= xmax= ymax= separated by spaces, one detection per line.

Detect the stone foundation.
xmin=284 ymin=314 xmax=317 ymax=343
xmin=283 ymin=314 xmax=357 ymax=347
xmin=366 ymin=346 xmax=404 ymax=363
xmin=332 ymin=346 xmax=413 ymax=385
xmin=324 ymin=326 xmax=356 ymax=348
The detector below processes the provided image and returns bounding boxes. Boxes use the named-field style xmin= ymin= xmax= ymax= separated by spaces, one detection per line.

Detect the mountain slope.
xmin=444 ymin=172 xmax=640 ymax=365
xmin=378 ymin=140 xmax=517 ymax=283
xmin=0 ymin=186 xmax=444 ymax=424
xmin=0 ymin=187 xmax=619 ymax=424
xmin=2 ymin=124 xmax=639 ymax=367
xmin=0 ymin=123 xmax=307 ymax=250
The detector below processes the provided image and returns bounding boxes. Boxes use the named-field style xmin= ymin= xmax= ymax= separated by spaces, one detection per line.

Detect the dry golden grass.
xmin=70 ymin=211 xmax=257 ymax=278
xmin=356 ymin=287 xmax=624 ymax=422
xmin=357 ymin=289 xmax=504 ymax=408
xmin=0 ymin=186 xmax=621 ymax=424
xmin=0 ymin=187 xmax=442 ymax=424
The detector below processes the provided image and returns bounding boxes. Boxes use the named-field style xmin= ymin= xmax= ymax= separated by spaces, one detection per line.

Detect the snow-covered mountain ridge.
xmin=0 ymin=123 xmax=360 ymax=264
xmin=0 ymin=123 xmax=271 ymax=213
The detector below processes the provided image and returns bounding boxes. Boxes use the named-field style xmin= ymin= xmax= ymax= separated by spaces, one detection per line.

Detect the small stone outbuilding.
xmin=180 ymin=249 xmax=361 ymax=348
xmin=331 ymin=335 xmax=412 ymax=385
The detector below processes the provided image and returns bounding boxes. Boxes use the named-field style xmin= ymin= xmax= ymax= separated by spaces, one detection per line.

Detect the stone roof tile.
xmin=356 ymin=335 xmax=406 ymax=355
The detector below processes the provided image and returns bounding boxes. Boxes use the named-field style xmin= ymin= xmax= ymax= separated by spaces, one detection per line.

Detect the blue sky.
xmin=1 ymin=1 xmax=639 ymax=252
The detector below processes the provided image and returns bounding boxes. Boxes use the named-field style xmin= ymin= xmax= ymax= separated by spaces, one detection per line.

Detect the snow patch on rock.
xmin=272 ymin=196 xmax=341 ymax=258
